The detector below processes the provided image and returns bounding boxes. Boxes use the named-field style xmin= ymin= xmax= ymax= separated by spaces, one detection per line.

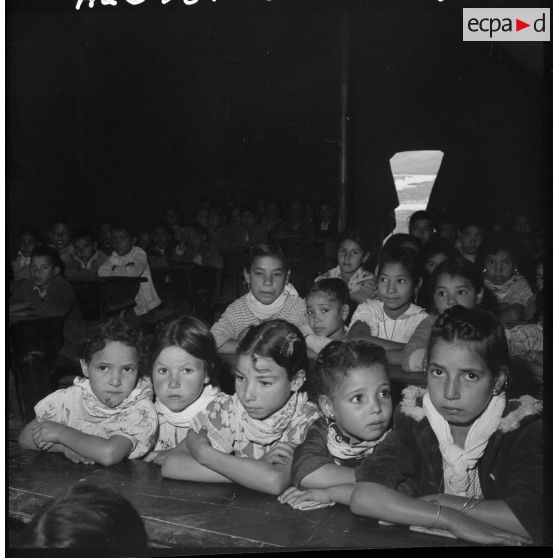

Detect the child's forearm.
xmin=161 ymin=448 xmax=232 ymax=483
xmin=195 ymin=445 xmax=291 ymax=495
xmin=300 ymin=464 xmax=356 ymax=489
xmin=324 ymin=484 xmax=355 ymax=506
xmin=57 ymin=426 xmax=133 ymax=466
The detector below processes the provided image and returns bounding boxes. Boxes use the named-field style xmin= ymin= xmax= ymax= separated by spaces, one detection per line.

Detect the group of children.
xmin=16 ymin=208 xmax=546 ymax=548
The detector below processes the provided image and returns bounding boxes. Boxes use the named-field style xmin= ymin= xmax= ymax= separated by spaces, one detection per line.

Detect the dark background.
xmin=7 ymin=0 xmax=551 ymax=260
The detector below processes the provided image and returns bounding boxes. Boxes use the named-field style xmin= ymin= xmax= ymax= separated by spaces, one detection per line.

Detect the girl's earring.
xmin=244 ymin=280 xmax=250 ymax=291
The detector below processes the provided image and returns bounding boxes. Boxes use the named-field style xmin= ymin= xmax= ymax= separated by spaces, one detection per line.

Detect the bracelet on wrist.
xmin=429 ymin=501 xmax=442 ymax=529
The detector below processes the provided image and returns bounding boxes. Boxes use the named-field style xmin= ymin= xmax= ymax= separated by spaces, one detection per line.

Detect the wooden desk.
xmin=9 ymin=315 xmax=65 ymax=423
xmin=70 ymin=277 xmax=147 ymax=321
xmin=9 ymin=451 xmax=467 ymax=550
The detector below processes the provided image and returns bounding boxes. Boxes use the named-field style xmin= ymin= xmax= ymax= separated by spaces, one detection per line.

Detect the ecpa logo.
xmin=463 ymin=8 xmax=550 ymax=41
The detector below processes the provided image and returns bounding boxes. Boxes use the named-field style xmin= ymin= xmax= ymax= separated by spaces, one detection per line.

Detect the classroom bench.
xmin=9 ymin=450 xmax=468 ymax=551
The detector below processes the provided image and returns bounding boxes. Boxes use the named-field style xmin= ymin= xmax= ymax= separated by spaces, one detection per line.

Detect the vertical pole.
xmin=338 ymin=12 xmax=350 ymax=233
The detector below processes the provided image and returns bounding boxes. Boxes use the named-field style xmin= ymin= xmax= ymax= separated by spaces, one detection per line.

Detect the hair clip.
xmin=280 ymin=332 xmax=299 ymax=357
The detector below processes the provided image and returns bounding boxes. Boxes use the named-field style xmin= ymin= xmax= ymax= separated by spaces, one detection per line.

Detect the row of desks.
xmin=9 ymin=450 xmax=464 ymax=551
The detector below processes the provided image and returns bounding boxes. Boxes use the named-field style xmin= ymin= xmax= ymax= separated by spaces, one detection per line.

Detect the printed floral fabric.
xmin=316 ymin=266 xmax=378 ymax=299
xmin=34 ymin=376 xmax=158 ymax=459
xmin=191 ymin=391 xmax=320 ymax=459
xmin=484 ymin=275 xmax=533 ymax=306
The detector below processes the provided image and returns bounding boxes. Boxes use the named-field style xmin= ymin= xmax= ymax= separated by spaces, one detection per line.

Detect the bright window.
xmin=389 ymin=150 xmax=444 ymax=234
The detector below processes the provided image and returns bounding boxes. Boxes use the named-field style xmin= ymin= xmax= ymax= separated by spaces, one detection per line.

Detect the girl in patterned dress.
xmin=144 ymin=315 xmax=220 ymax=465
xmin=161 ymin=319 xmax=320 ymax=495
xmin=18 ymin=317 xmax=158 ymax=465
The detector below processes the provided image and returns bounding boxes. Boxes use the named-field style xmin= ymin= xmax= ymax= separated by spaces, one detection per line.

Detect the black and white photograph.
xmin=7 ymin=0 xmax=552 ymax=553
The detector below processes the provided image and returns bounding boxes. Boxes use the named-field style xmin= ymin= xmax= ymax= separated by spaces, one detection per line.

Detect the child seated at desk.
xmin=11 ymin=225 xmax=42 ymax=282
xmin=144 ymin=316 xmax=221 ymax=465
xmin=48 ymin=215 xmax=80 ymax=279
xmin=97 ymin=222 xmax=161 ymax=316
xmin=147 ymin=222 xmax=175 ymax=268
xmin=10 ymin=246 xmax=86 ymax=366
xmin=18 ymin=317 xmax=158 ymax=465
xmin=161 ymin=320 xmax=320 ymax=495
xmin=210 ymin=242 xmax=307 ymax=353
xmin=279 ymin=340 xmax=393 ymax=510
xmin=303 ymin=278 xmax=350 ymax=357
xmin=70 ymin=227 xmax=108 ymax=279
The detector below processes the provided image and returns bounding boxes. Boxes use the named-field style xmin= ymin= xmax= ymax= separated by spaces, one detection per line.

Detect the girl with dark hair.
xmin=162 ymin=319 xmax=320 ymax=495
xmin=145 ymin=315 xmax=221 ymax=465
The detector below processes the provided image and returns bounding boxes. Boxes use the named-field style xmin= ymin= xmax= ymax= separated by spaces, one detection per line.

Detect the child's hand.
xmin=260 ymin=442 xmax=294 ymax=465
xmin=144 ymin=450 xmax=170 ymax=466
xmin=277 ymin=486 xmax=335 ymax=510
xmin=185 ymin=427 xmax=211 ymax=459
xmin=62 ymin=447 xmax=95 ymax=465
xmin=442 ymin=506 xmax=533 ymax=546
xmin=32 ymin=420 xmax=64 ymax=449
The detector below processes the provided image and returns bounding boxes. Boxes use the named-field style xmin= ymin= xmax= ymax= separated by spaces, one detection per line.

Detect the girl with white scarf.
xmin=162 ymin=320 xmax=320 ymax=495
xmin=144 ymin=316 xmax=221 ymax=466
xmin=349 ymin=306 xmax=541 ymax=546
xmin=278 ymin=339 xmax=393 ymax=511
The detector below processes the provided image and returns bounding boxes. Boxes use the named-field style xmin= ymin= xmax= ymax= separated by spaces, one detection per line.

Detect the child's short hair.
xmin=78 ymin=317 xmax=147 ymax=374
xmin=19 ymin=225 xmax=43 ymax=241
xmin=72 ymin=227 xmax=96 ymax=244
xmin=377 ymin=246 xmax=422 ymax=286
xmin=49 ymin=214 xmax=71 ymax=230
xmin=20 ymin=482 xmax=148 ymax=550
xmin=244 ymin=241 xmax=289 ymax=271
xmin=428 ymin=306 xmax=511 ymax=378
xmin=458 ymin=215 xmax=485 ymax=232
xmin=337 ymin=227 xmax=369 ymax=253
xmin=110 ymin=220 xmax=135 ymax=238
xmin=478 ymin=235 xmax=518 ymax=266
xmin=431 ymin=256 xmax=484 ymax=294
xmin=151 ymin=315 xmax=219 ymax=385
xmin=237 ymin=319 xmax=307 ymax=381
xmin=409 ymin=210 xmax=433 ymax=228
xmin=314 ymin=339 xmax=388 ymax=399
xmin=31 ymin=246 xmax=64 ymax=271
xmin=308 ymin=278 xmax=350 ymax=306
xmin=382 ymin=233 xmax=421 ymax=255
xmin=420 ymin=237 xmax=459 ymax=264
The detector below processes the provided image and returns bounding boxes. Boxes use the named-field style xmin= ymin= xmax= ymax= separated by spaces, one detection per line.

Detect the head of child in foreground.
xmin=18 ymin=226 xmax=42 ymax=257
xmin=431 ymin=257 xmax=484 ymax=315
xmin=151 ymin=316 xmax=218 ymax=413
xmin=235 ymin=320 xmax=307 ymax=420
xmin=111 ymin=223 xmax=136 ymax=257
xmin=480 ymin=236 xmax=518 ymax=286
xmin=409 ymin=210 xmax=434 ymax=246
xmin=72 ymin=228 xmax=97 ymax=264
xmin=30 ymin=246 xmax=64 ymax=288
xmin=306 ymin=278 xmax=350 ymax=339
xmin=336 ymin=228 xmax=370 ymax=277
xmin=78 ymin=318 xmax=146 ymax=408
xmin=377 ymin=247 xmax=422 ymax=319
xmin=314 ymin=340 xmax=392 ymax=443
xmin=20 ymin=482 xmax=148 ymax=551
xmin=426 ymin=306 xmax=509 ymax=427
xmin=243 ymin=242 xmax=290 ymax=305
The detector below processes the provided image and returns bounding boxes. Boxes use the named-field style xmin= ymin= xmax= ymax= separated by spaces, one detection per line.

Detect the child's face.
xmin=235 ymin=353 xmax=303 ymax=420
xmin=378 ymin=262 xmax=415 ymax=319
xmin=433 ymin=273 xmax=481 ymax=314
xmin=439 ymin=223 xmax=457 ymax=244
xmin=337 ymin=239 xmax=368 ymax=276
xmin=80 ymin=341 xmax=139 ymax=408
xmin=74 ymin=237 xmax=96 ymax=262
xmin=321 ymin=365 xmax=392 ymax=443
xmin=426 ymin=339 xmax=504 ymax=429
xmin=152 ymin=228 xmax=170 ymax=249
xmin=138 ymin=232 xmax=151 ymax=249
xmin=459 ymin=226 xmax=483 ymax=255
xmin=409 ymin=218 xmax=433 ymax=245
xmin=165 ymin=210 xmax=178 ymax=227
xmin=99 ymin=224 xmax=112 ymax=247
xmin=306 ymin=293 xmax=348 ymax=339
xmin=31 ymin=256 xmax=59 ymax=287
xmin=535 ymin=263 xmax=543 ymax=292
xmin=112 ymin=229 xmax=134 ymax=256
xmin=152 ymin=346 xmax=208 ymax=413
xmin=20 ymin=233 xmax=39 ymax=257
xmin=49 ymin=223 xmax=71 ymax=251
xmin=424 ymin=252 xmax=447 ymax=276
xmin=484 ymin=249 xmax=514 ymax=285
xmin=244 ymin=256 xmax=289 ymax=305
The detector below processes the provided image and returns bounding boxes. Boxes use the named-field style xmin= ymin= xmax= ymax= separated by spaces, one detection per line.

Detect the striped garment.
xmin=210 ymin=293 xmax=307 ymax=348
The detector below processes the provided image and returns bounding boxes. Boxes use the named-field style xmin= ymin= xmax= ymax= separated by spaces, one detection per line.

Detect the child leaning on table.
xmin=278 ymin=339 xmax=393 ymax=510
xmin=19 ymin=317 xmax=158 ymax=466
xmin=350 ymin=306 xmax=543 ymax=545
xmin=144 ymin=315 xmax=221 ymax=465
xmin=161 ymin=319 xmax=320 ymax=495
